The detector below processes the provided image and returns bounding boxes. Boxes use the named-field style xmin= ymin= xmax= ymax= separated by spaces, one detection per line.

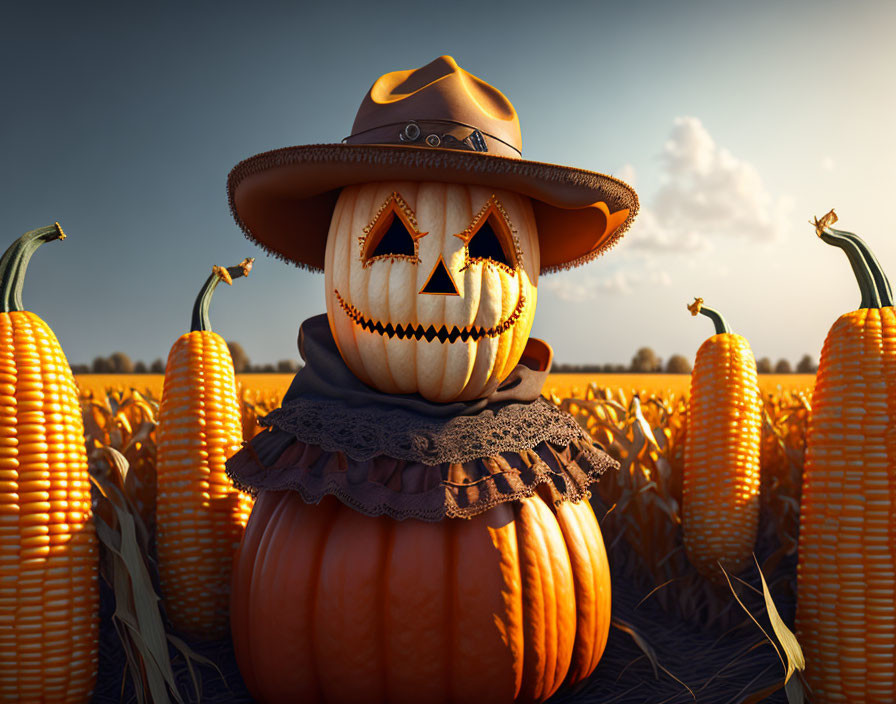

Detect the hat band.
xmin=343 ymin=119 xmax=522 ymax=159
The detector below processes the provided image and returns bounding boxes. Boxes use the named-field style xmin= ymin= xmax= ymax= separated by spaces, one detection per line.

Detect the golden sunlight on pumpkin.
xmin=324 ymin=182 xmax=539 ymax=402
xmin=231 ymin=489 xmax=610 ymax=704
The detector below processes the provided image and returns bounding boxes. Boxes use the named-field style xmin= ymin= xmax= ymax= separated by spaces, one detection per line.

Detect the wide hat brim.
xmin=227 ymin=142 xmax=638 ymax=274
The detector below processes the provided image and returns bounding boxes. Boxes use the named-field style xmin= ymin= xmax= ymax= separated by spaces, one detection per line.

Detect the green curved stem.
xmin=689 ymin=298 xmax=731 ymax=335
xmin=817 ymin=228 xmax=880 ymax=309
xmin=190 ymin=258 xmax=254 ymax=332
xmin=828 ymin=226 xmax=893 ymax=307
xmin=0 ymin=223 xmax=66 ymax=313
xmin=698 ymin=305 xmax=731 ymax=335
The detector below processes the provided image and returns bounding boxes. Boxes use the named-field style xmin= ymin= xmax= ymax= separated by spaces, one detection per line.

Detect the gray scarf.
xmin=259 ymin=314 xmax=593 ymax=465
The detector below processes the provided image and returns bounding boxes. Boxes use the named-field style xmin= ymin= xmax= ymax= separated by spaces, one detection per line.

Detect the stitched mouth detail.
xmin=334 ymin=289 xmax=526 ymax=343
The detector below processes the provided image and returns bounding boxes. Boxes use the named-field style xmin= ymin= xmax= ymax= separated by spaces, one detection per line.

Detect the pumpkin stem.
xmin=190 ymin=258 xmax=254 ymax=332
xmin=0 ymin=223 xmax=66 ymax=313
xmin=811 ymin=210 xmax=886 ymax=308
xmin=688 ymin=297 xmax=731 ymax=335
xmin=831 ymin=229 xmax=893 ymax=307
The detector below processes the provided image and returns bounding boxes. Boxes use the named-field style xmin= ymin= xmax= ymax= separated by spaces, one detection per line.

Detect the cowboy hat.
xmin=227 ymin=55 xmax=638 ymax=273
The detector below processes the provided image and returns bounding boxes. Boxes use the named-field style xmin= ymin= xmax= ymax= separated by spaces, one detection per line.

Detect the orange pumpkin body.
xmin=325 ymin=182 xmax=539 ymax=403
xmin=231 ymin=490 xmax=610 ymax=704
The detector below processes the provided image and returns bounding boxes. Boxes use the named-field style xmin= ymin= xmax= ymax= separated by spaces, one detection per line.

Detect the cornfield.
xmin=81 ymin=376 xmax=812 ymax=702
xmin=553 ymin=383 xmax=810 ymax=627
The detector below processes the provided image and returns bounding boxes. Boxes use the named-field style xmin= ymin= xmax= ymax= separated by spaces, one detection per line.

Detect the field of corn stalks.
xmin=80 ymin=376 xmax=812 ymax=703
xmin=557 ymin=381 xmax=810 ymax=620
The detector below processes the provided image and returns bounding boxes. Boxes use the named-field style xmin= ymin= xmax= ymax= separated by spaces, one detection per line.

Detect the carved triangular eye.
xmin=468 ymin=216 xmax=512 ymax=267
xmin=369 ymin=213 xmax=415 ymax=258
xmin=457 ymin=197 xmax=518 ymax=272
xmin=361 ymin=192 xmax=425 ymax=266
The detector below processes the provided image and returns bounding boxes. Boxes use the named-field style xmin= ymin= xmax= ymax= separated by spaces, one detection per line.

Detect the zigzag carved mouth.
xmin=334 ymin=289 xmax=526 ymax=344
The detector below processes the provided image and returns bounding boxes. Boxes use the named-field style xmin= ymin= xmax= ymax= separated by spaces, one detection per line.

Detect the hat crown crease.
xmin=355 ymin=55 xmax=521 ymax=153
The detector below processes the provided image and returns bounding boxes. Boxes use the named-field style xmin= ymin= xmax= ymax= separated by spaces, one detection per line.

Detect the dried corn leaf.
xmin=612 ymin=617 xmax=660 ymax=679
xmin=92 ymin=504 xmax=180 ymax=704
xmin=720 ymin=559 xmax=806 ymax=703
xmin=611 ymin=618 xmax=694 ymax=699
xmin=753 ymin=555 xmax=804 ymax=682
xmin=720 ymin=563 xmax=784 ymax=672
xmin=167 ymin=633 xmax=229 ymax=702
xmin=630 ymin=395 xmax=661 ymax=450
xmin=90 ymin=445 xmax=216 ymax=704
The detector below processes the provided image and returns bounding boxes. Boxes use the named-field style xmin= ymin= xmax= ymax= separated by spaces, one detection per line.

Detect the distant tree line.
xmin=72 ymin=343 xmax=817 ymax=376
xmin=226 ymin=342 xmax=301 ymax=373
xmin=70 ymin=341 xmax=302 ymax=374
xmin=755 ymin=355 xmax=818 ymax=374
xmin=551 ymin=347 xmax=819 ymax=374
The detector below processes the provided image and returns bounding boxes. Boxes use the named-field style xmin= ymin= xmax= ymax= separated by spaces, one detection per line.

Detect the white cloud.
xmin=622 ymin=206 xmax=712 ymax=253
xmin=546 ymin=116 xmax=790 ymax=301
xmin=652 ymin=117 xmax=791 ymax=243
xmin=543 ymin=269 xmax=671 ymax=302
xmin=652 ymin=270 xmax=672 ymax=286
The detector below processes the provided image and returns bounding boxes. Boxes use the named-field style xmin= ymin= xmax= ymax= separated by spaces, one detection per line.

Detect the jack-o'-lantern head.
xmin=227 ymin=56 xmax=638 ymax=398
xmin=325 ymin=181 xmax=538 ymax=402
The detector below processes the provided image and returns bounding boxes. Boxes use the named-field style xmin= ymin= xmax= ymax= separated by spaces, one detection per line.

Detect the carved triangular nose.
xmin=419 ymin=255 xmax=459 ymax=295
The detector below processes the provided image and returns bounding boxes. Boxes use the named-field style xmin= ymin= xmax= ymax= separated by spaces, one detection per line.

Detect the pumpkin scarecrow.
xmin=225 ymin=56 xmax=638 ymax=704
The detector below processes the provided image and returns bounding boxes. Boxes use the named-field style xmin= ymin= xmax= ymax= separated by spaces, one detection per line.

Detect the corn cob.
xmin=796 ymin=211 xmax=896 ymax=701
xmin=682 ymin=298 xmax=762 ymax=581
xmin=0 ymin=224 xmax=97 ymax=702
xmin=156 ymin=258 xmax=254 ymax=640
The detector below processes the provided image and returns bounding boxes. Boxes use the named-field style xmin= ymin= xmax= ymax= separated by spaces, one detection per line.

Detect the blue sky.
xmin=3 ymin=1 xmax=895 ymax=368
